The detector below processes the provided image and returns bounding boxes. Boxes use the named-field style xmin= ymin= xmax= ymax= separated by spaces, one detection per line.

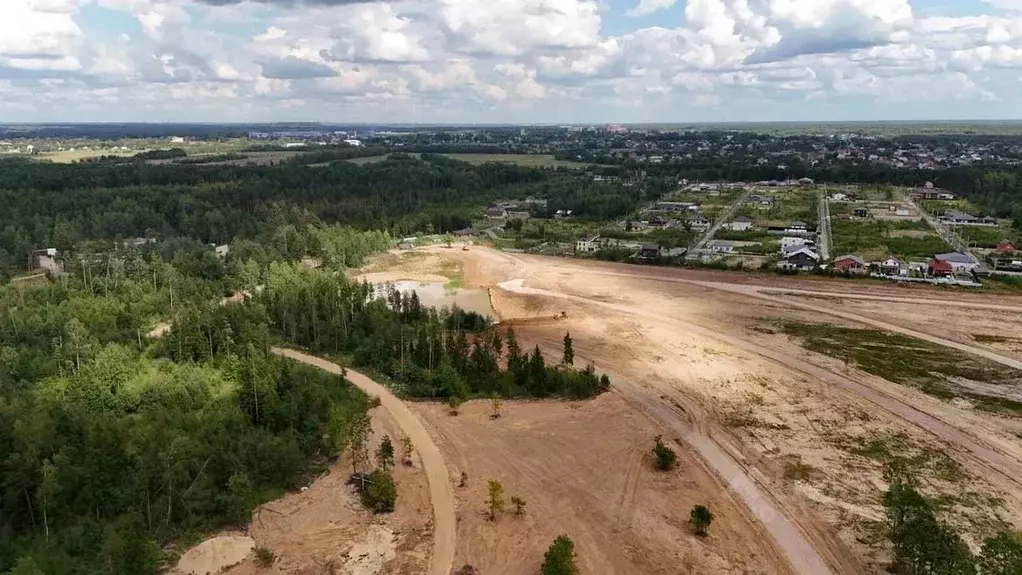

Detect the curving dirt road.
xmin=270 ymin=348 xmax=457 ymax=575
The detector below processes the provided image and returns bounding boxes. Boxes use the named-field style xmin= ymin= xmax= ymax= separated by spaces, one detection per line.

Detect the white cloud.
xmin=0 ymin=0 xmax=1021 ymax=121
xmin=627 ymin=0 xmax=677 ymax=17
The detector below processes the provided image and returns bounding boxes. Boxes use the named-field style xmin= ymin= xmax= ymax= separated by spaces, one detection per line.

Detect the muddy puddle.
xmin=373 ymin=280 xmax=493 ymax=318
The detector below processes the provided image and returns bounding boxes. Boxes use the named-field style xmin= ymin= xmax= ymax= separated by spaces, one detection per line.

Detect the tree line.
xmin=246 ymin=262 xmax=611 ymax=400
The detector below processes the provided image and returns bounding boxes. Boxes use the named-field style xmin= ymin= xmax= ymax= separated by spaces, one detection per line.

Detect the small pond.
xmin=372 ymin=280 xmax=493 ymax=318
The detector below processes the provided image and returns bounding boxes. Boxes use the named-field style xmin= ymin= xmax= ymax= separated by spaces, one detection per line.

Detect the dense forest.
xmin=0 ymin=154 xmax=647 ymax=281
xmin=0 ymin=244 xmax=375 ymax=573
xmin=0 ymin=147 xmax=617 ymax=572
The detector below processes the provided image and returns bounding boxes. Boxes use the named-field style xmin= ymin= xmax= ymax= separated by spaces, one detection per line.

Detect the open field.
xmin=829 ymin=218 xmax=950 ymax=261
xmin=367 ymin=246 xmax=1022 ymax=573
xmin=37 ymin=148 xmax=140 ymax=162
xmin=738 ymin=188 xmax=818 ymax=228
xmin=346 ymin=153 xmax=590 ymax=168
xmin=411 ymin=395 xmax=794 ymax=574
xmin=439 ymin=153 xmax=590 ymax=168
xmin=956 ymin=221 xmax=1019 ymax=249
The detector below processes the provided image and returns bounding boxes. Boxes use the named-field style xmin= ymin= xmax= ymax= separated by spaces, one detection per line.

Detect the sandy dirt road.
xmin=270 ymin=348 xmax=456 ymax=575
xmin=523 ymin=262 xmax=1022 ymax=372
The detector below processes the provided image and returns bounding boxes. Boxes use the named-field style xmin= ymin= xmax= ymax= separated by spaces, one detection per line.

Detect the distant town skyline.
xmin=4 ymin=0 xmax=1022 ymax=123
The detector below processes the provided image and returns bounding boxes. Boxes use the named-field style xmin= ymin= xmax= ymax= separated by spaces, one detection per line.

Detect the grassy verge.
xmin=777 ymin=320 xmax=1022 ymax=417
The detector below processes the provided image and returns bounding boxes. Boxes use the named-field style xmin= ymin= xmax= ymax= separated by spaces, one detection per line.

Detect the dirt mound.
xmin=176 ymin=535 xmax=254 ymax=575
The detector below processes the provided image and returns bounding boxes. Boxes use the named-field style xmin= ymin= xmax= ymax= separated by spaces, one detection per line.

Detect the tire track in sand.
xmin=497 ymin=279 xmax=834 ymax=575
xmin=271 ymin=348 xmax=456 ymax=575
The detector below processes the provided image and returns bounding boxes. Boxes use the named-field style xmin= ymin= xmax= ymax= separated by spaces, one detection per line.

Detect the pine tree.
xmin=376 ymin=435 xmax=395 ymax=471
xmin=562 ymin=331 xmax=574 ymax=365
xmin=486 ymin=480 xmax=505 ymax=520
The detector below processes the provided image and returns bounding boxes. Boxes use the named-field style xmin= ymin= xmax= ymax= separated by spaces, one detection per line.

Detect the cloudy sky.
xmin=3 ymin=0 xmax=1022 ymax=123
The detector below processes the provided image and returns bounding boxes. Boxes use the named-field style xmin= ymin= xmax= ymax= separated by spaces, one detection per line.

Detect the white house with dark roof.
xmin=707 ymin=240 xmax=735 ymax=253
xmin=728 ymin=216 xmax=753 ymax=231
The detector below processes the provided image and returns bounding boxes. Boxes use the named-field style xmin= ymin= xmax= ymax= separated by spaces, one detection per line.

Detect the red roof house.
xmin=928 ymin=258 xmax=953 ymax=277
xmin=994 ymin=240 xmax=1017 ymax=256
xmin=833 ymin=255 xmax=867 ymax=274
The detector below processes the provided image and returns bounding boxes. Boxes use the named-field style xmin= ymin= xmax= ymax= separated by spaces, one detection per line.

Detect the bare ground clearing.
xmin=410 ymin=395 xmax=795 ymax=575
xmin=223 ymin=402 xmax=432 ymax=575
xmin=271 ymin=349 xmax=457 ymax=575
xmin=399 ymin=246 xmax=1022 ymax=573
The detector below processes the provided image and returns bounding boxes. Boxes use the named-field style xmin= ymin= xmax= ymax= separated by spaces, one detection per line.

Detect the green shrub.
xmin=542 ymin=535 xmax=578 ymax=575
xmin=360 ymin=469 xmax=397 ymax=513
xmin=690 ymin=505 xmax=714 ymax=536
xmin=254 ymin=547 xmax=276 ymax=567
xmin=652 ymin=435 xmax=677 ymax=471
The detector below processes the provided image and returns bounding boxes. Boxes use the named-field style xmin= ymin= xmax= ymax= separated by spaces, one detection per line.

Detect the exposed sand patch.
xmin=176 ymin=535 xmax=254 ymax=575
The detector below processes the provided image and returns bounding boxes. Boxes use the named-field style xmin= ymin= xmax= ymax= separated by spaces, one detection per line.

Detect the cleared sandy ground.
xmin=270 ymin=349 xmax=456 ymax=575
xmin=410 ymin=394 xmax=795 ymax=575
xmin=377 ymin=245 xmax=1022 ymax=573
xmin=179 ymin=401 xmax=433 ymax=575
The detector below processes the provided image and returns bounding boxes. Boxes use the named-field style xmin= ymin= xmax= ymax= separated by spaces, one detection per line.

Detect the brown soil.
xmin=269 ymin=350 xmax=456 ymax=575
xmin=410 ymin=395 xmax=795 ymax=574
xmin=219 ymin=397 xmax=433 ymax=575
xmin=404 ymin=246 xmax=1022 ymax=573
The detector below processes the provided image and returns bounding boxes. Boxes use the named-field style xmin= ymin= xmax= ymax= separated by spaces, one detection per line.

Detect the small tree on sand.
xmin=690 ymin=505 xmax=714 ymax=536
xmin=511 ymin=496 xmax=526 ymax=516
xmin=401 ymin=435 xmax=414 ymax=466
xmin=376 ymin=435 xmax=395 ymax=471
xmin=347 ymin=413 xmax=372 ymax=474
xmin=447 ymin=395 xmax=464 ymax=416
xmin=490 ymin=396 xmax=502 ymax=419
xmin=562 ymin=332 xmax=574 ymax=365
xmin=652 ymin=435 xmax=677 ymax=471
xmin=486 ymin=480 xmax=505 ymax=521
xmin=542 ymin=535 xmax=578 ymax=575
xmin=254 ymin=547 xmax=276 ymax=567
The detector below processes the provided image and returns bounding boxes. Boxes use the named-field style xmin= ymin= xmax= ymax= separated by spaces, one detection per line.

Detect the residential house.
xmin=878 ymin=258 xmax=906 ymax=276
xmin=797 ymin=177 xmax=815 ymax=186
xmin=687 ymin=216 xmax=712 ymax=232
xmin=627 ymin=220 xmax=649 ymax=231
xmin=830 ymin=192 xmax=849 ymax=202
xmin=912 ymin=187 xmax=955 ymax=201
xmin=485 ymin=206 xmax=508 ymax=219
xmin=994 ymin=240 xmax=1017 ymax=256
xmin=452 ymin=227 xmax=475 ymax=237
xmin=927 ymin=258 xmax=953 ymax=277
xmin=214 ymin=244 xmax=230 ymax=258
xmin=727 ymin=216 xmax=753 ymax=232
xmin=780 ymin=236 xmax=812 ymax=251
xmin=749 ymin=195 xmax=776 ymax=209
xmin=637 ymin=244 xmax=662 ymax=259
xmin=934 ymin=252 xmax=979 ymax=272
xmin=832 ymin=255 xmax=867 ymax=274
xmin=576 ymin=233 xmax=601 ymax=253
xmin=708 ymin=240 xmax=735 ymax=254
xmin=782 ymin=247 xmax=819 ymax=270
xmin=656 ymin=201 xmax=700 ymax=212
xmin=852 ymin=207 xmax=869 ymax=218
xmin=554 ymin=209 xmax=574 ymax=219
xmin=940 ymin=210 xmax=977 ymax=225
